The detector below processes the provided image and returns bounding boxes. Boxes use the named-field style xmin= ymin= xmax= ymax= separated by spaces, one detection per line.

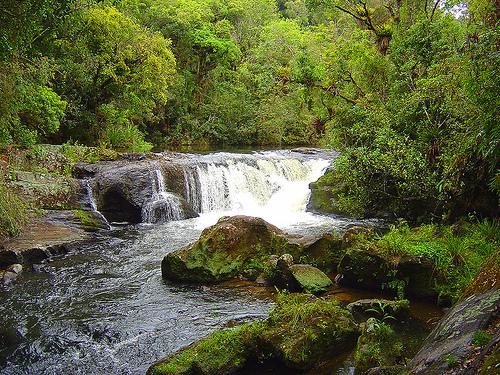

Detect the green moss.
xmin=472 ymin=330 xmax=492 ymax=346
xmin=148 ymin=292 xmax=359 ymax=374
xmin=72 ymin=209 xmax=106 ymax=229
xmin=288 ymin=264 xmax=333 ymax=294
xmin=148 ymin=325 xmax=252 ymax=375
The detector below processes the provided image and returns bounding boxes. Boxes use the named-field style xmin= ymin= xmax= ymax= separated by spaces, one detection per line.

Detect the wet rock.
xmin=92 ymin=160 xmax=197 ymax=223
xmin=299 ymin=232 xmax=345 ymax=273
xmin=409 ymin=288 xmax=500 ymax=374
xmin=148 ymin=293 xmax=359 ymax=375
xmin=354 ymin=318 xmax=404 ymax=374
xmin=397 ymin=256 xmax=442 ymax=301
xmin=288 ymin=264 xmax=333 ymax=294
xmin=337 ymin=249 xmax=392 ymax=291
xmin=347 ymin=299 xmax=410 ymax=322
xmin=307 ymin=170 xmax=339 ymax=214
xmin=0 ymin=212 xmax=89 ymax=267
xmin=162 ymin=216 xmax=302 ymax=283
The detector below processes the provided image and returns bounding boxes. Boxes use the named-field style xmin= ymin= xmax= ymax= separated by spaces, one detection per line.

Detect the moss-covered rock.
xmin=7 ymin=171 xmax=84 ymax=210
xmin=307 ymin=170 xmax=340 ymax=214
xmin=409 ymin=288 xmax=500 ymax=374
xmin=337 ymin=248 xmax=393 ymax=291
xmin=161 ymin=216 xmax=302 ymax=283
xmin=299 ymin=232 xmax=345 ymax=273
xmin=287 ymin=264 xmax=333 ymax=294
xmin=148 ymin=293 xmax=360 ymax=375
xmin=354 ymin=318 xmax=404 ymax=374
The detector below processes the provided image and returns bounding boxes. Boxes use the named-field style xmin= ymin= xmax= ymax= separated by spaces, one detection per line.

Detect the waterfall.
xmin=82 ymin=178 xmax=111 ymax=229
xmin=181 ymin=151 xmax=331 ymax=216
xmin=142 ymin=162 xmax=184 ymax=224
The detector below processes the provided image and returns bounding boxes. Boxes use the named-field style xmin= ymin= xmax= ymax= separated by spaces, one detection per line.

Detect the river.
xmin=0 ymin=150 xmax=388 ymax=374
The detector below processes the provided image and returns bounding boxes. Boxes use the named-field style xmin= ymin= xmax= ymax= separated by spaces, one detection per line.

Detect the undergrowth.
xmin=375 ymin=219 xmax=499 ymax=300
xmin=0 ymin=176 xmax=28 ymax=239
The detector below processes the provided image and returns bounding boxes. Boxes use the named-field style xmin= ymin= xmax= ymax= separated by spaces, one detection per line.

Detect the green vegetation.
xmin=354 ymin=219 xmax=500 ymax=301
xmin=148 ymin=292 xmax=359 ymax=374
xmin=0 ymin=177 xmax=28 ymax=239
xmin=472 ymin=330 xmax=492 ymax=346
xmin=0 ymin=0 xmax=497 ymax=221
xmin=354 ymin=318 xmax=404 ymax=373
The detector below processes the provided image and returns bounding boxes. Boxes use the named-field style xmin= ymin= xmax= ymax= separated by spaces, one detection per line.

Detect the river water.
xmin=0 ymin=150 xmax=379 ymax=374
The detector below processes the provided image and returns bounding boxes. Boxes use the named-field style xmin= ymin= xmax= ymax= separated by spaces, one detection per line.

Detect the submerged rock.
xmin=147 ymin=293 xmax=359 ymax=375
xmin=162 ymin=216 xmax=302 ymax=283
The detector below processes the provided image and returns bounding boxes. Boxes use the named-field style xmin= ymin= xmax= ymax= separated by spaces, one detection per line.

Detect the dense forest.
xmin=0 ymin=0 xmax=499 ymax=222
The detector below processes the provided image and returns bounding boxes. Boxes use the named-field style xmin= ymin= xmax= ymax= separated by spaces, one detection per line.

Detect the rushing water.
xmin=0 ymin=150 xmax=378 ymax=374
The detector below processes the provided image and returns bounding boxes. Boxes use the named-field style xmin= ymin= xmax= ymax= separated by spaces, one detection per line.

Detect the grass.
xmin=375 ymin=219 xmax=500 ymax=301
xmin=0 ymin=177 xmax=28 ymax=239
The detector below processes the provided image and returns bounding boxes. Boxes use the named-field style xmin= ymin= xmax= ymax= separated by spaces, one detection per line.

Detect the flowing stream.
xmin=0 ymin=150 xmax=385 ymax=374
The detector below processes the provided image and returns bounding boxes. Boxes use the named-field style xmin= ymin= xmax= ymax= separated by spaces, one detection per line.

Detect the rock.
xmin=276 ymin=254 xmax=294 ymax=269
xmin=365 ymin=365 xmax=407 ymax=375
xmin=0 ymin=211 xmax=90 ymax=267
xmin=299 ymin=232 xmax=345 ymax=273
xmin=7 ymin=171 xmax=85 ymax=210
xmin=462 ymin=253 xmax=499 ymax=300
xmin=161 ymin=216 xmax=302 ymax=283
xmin=307 ymin=170 xmax=339 ymax=214
xmin=92 ymin=160 xmax=197 ymax=223
xmin=347 ymin=299 xmax=410 ymax=322
xmin=354 ymin=318 xmax=404 ymax=374
xmin=397 ymin=256 xmax=443 ymax=301
xmin=1 ymin=271 xmax=19 ymax=284
xmin=148 ymin=293 xmax=359 ymax=375
xmin=409 ymin=288 xmax=500 ymax=374
xmin=337 ymin=249 xmax=392 ymax=290
xmin=6 ymin=264 xmax=22 ymax=274
xmin=288 ymin=264 xmax=333 ymax=294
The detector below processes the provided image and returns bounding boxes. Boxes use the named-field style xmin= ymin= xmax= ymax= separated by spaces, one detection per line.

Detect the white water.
xmin=142 ymin=162 xmax=184 ymax=223
xmin=82 ymin=178 xmax=110 ymax=228
xmin=180 ymin=151 xmax=336 ymax=230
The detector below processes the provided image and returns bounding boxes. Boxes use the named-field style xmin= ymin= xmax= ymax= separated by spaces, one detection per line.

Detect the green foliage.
xmin=376 ymin=219 xmax=500 ymax=300
xmin=354 ymin=318 xmax=404 ymax=373
xmin=0 ymin=176 xmax=28 ymax=239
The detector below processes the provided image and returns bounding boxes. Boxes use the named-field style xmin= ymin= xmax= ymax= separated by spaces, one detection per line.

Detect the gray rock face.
xmin=409 ymin=288 xmax=499 ymax=374
xmin=91 ymin=160 xmax=198 ymax=223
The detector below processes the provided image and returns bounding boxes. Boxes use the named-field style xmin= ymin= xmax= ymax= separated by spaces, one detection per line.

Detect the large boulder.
xmin=148 ymin=293 xmax=359 ymax=375
xmin=409 ymin=288 xmax=499 ymax=374
xmin=161 ymin=216 xmax=302 ymax=283
xmin=397 ymin=256 xmax=443 ymax=301
xmin=91 ymin=160 xmax=197 ymax=223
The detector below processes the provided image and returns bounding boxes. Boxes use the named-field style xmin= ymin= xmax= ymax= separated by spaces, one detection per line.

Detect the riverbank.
xmin=0 ymin=145 xmax=498 ymax=374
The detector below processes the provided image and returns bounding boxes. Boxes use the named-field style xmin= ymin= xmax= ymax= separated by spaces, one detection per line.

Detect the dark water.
xmin=0 ymin=220 xmax=274 ymax=375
